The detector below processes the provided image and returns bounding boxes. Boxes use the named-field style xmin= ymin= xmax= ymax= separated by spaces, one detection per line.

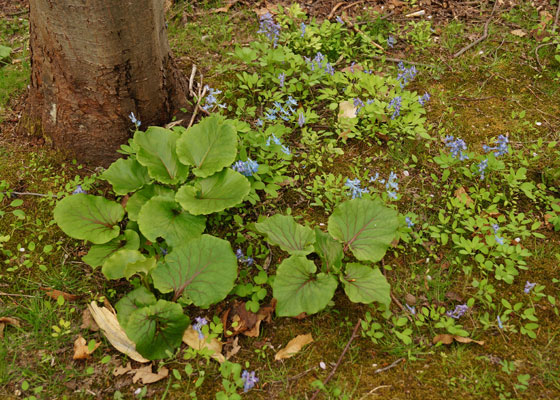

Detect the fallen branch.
xmin=327 ymin=2 xmax=345 ymax=19
xmin=453 ymin=1 xmax=499 ymax=58
xmin=374 ymin=358 xmax=404 ymax=374
xmin=1 ymin=191 xmax=57 ymax=198
xmin=309 ymin=319 xmax=362 ymax=400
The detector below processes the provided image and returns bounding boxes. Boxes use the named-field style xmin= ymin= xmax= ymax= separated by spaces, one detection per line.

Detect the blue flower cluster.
xmin=298 ymin=112 xmax=306 ymax=127
xmin=128 ymin=112 xmax=141 ymax=128
xmin=444 ymin=136 xmax=469 ymax=160
xmin=266 ymin=134 xmax=291 ymax=155
xmin=387 ymin=36 xmax=396 ymax=48
xmin=236 ymin=248 xmax=254 ymax=266
xmin=278 ymin=72 xmax=286 ymax=87
xmin=193 ymin=317 xmax=208 ymax=340
xmin=397 ymin=62 xmax=417 ymax=88
xmin=368 ymin=171 xmax=399 ymax=199
xmin=300 ymin=22 xmax=306 ymax=37
xmin=72 ymin=185 xmax=87 ymax=195
xmin=483 ymin=135 xmax=509 ymax=157
xmin=258 ymin=13 xmax=280 ymax=47
xmin=388 ymin=96 xmax=402 ymax=120
xmin=446 ymin=304 xmax=468 ymax=319
xmin=524 ymin=281 xmax=536 ymax=294
xmin=345 ymin=178 xmax=369 ymax=199
xmin=418 ymin=92 xmax=430 ymax=106
xmin=492 ymin=224 xmax=504 ymax=245
xmin=265 ymin=96 xmax=298 ymax=122
xmin=242 ymin=370 xmax=258 ymax=392
xmin=232 ymin=159 xmax=259 ymax=176
xmin=477 ymin=158 xmax=488 ymax=180
xmin=354 ymin=97 xmax=365 ymax=114
xmin=201 ymin=86 xmax=226 ymax=112
xmin=405 ymin=217 xmax=414 ymax=228
xmin=336 ymin=16 xmax=345 ymax=25
xmin=304 ymin=52 xmax=335 ymax=75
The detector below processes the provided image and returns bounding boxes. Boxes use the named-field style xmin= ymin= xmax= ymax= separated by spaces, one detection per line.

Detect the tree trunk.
xmin=23 ymin=0 xmax=187 ymax=166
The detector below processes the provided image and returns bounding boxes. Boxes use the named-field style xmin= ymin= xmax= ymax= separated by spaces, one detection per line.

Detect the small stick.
xmin=453 ymin=1 xmax=499 ymax=58
xmin=1 ymin=191 xmax=57 ymax=198
xmin=342 ymin=15 xmax=384 ymax=52
xmin=554 ymin=0 xmax=560 ymax=33
xmin=188 ymin=64 xmax=197 ymax=97
xmin=187 ymin=83 xmax=208 ymax=129
xmin=371 ymin=55 xmax=438 ymax=69
xmin=358 ymin=385 xmax=392 ymax=399
xmin=341 ymin=0 xmax=366 ymax=13
xmin=374 ymin=358 xmax=404 ymax=374
xmin=327 ymin=2 xmax=345 ymax=19
xmin=309 ymin=319 xmax=362 ymax=400
xmin=390 ymin=292 xmax=413 ymax=321
xmin=0 ymin=291 xmax=36 ymax=298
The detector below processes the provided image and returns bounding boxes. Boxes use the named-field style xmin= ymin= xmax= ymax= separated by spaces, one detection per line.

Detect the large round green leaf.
xmin=151 ymin=234 xmax=237 ymax=307
xmin=134 ymin=127 xmax=189 ymax=184
xmin=53 ymin=194 xmax=124 ymax=244
xmin=314 ymin=227 xmax=343 ymax=273
xmin=341 ymin=263 xmax=391 ymax=305
xmin=175 ymin=169 xmax=250 ymax=215
xmin=255 ymin=215 xmax=315 ymax=256
xmin=126 ymin=184 xmax=174 ymax=221
xmin=328 ymin=198 xmax=398 ymax=262
xmin=137 ymin=196 xmax=206 ymax=248
xmin=101 ymin=249 xmax=149 ymax=280
xmin=125 ymin=300 xmax=189 ymax=360
xmin=82 ymin=230 xmax=140 ymax=268
xmin=176 ymin=115 xmax=238 ymax=178
xmin=100 ymin=158 xmax=151 ymax=195
xmin=272 ymin=256 xmax=338 ymax=317
xmin=115 ymin=287 xmax=157 ymax=330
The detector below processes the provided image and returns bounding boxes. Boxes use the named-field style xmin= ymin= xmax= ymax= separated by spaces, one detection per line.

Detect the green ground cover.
xmin=1 ymin=1 xmax=559 ymax=399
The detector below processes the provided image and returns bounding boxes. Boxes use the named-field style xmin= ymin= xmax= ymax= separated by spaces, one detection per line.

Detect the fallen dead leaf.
xmin=338 ymin=100 xmax=357 ymax=120
xmin=454 ymin=187 xmax=473 ymax=207
xmin=87 ymin=302 xmax=149 ymax=363
xmin=41 ymin=288 xmax=80 ymax=301
xmin=73 ymin=336 xmax=100 ymax=360
xmin=404 ymin=294 xmax=416 ymax=306
xmin=132 ymin=365 xmax=169 ymax=384
xmin=80 ymin=308 xmax=99 ymax=332
xmin=113 ymin=362 xmax=133 ymax=377
xmin=225 ymin=336 xmax=241 ymax=360
xmin=0 ymin=317 xmax=20 ymax=339
xmin=433 ymin=334 xmax=484 ymax=346
xmin=510 ymin=29 xmax=527 ymax=37
xmin=183 ymin=326 xmax=225 ymax=363
xmin=341 ymin=64 xmax=364 ymax=73
xmin=222 ymin=300 xmax=275 ymax=338
xmin=275 ymin=334 xmax=314 ymax=360
xmin=214 ymin=0 xmax=239 ymax=12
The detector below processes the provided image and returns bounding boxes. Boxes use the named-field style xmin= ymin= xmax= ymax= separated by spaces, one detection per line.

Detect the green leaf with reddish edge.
xmin=255 ymin=215 xmax=315 ymax=256
xmin=175 ymin=169 xmax=250 ymax=215
xmin=328 ymin=198 xmax=398 ymax=262
xmin=124 ymin=300 xmax=189 ymax=360
xmin=53 ymin=194 xmax=124 ymax=244
xmin=137 ymin=196 xmax=206 ymax=248
xmin=82 ymin=230 xmax=140 ymax=268
xmin=341 ymin=263 xmax=391 ymax=305
xmin=314 ymin=227 xmax=343 ymax=273
xmin=126 ymin=184 xmax=174 ymax=221
xmin=100 ymin=158 xmax=151 ymax=195
xmin=134 ymin=127 xmax=189 ymax=185
xmin=151 ymin=235 xmax=237 ymax=308
xmin=176 ymin=115 xmax=238 ymax=178
xmin=272 ymin=256 xmax=338 ymax=317
xmin=115 ymin=287 xmax=157 ymax=330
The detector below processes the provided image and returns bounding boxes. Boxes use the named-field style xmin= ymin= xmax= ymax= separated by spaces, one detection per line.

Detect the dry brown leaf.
xmin=41 ymin=287 xmax=80 ymax=301
xmin=404 ymin=294 xmax=416 ymax=306
xmin=132 ymin=365 xmax=169 ymax=384
xmin=433 ymin=334 xmax=484 ymax=346
xmin=510 ymin=29 xmax=527 ymax=37
xmin=81 ymin=309 xmax=99 ymax=332
xmin=454 ymin=187 xmax=473 ymax=207
xmin=338 ymin=100 xmax=357 ymax=120
xmin=73 ymin=336 xmax=100 ymax=360
xmin=225 ymin=337 xmax=241 ymax=360
xmin=183 ymin=326 xmax=225 ymax=363
xmin=113 ymin=362 xmax=133 ymax=377
xmin=274 ymin=334 xmax=314 ymax=360
xmin=214 ymin=0 xmax=239 ymax=13
xmin=222 ymin=300 xmax=275 ymax=338
xmin=87 ymin=302 xmax=149 ymax=363
xmin=0 ymin=317 xmax=20 ymax=339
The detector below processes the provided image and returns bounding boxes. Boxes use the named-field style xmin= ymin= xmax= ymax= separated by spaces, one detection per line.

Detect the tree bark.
xmin=23 ymin=0 xmax=187 ymax=166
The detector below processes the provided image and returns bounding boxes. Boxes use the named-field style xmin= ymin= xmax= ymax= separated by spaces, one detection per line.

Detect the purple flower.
xmin=397 ymin=63 xmax=417 ymax=87
xmin=232 ymin=159 xmax=259 ymax=176
xmin=444 ymin=136 xmax=469 ymax=160
xmin=278 ymin=73 xmax=286 ymax=87
xmin=201 ymin=86 xmax=226 ymax=112
xmin=418 ymin=92 xmax=430 ymax=106
xmin=477 ymin=158 xmax=488 ymax=180
xmin=354 ymin=97 xmax=365 ymax=114
xmin=524 ymin=281 xmax=536 ymax=294
xmin=72 ymin=185 xmax=86 ymax=195
xmin=242 ymin=370 xmax=258 ymax=392
xmin=497 ymin=315 xmax=503 ymax=329
xmin=446 ymin=304 xmax=468 ymax=319
xmin=345 ymin=178 xmax=369 ymax=199
xmin=388 ymin=96 xmax=402 ymax=119
xmin=483 ymin=135 xmax=509 ymax=157
xmin=336 ymin=16 xmax=344 ymax=25
xmin=298 ymin=112 xmax=305 ymax=127
xmin=300 ymin=22 xmax=306 ymax=37
xmin=193 ymin=317 xmax=208 ymax=340
xmin=405 ymin=304 xmax=416 ymax=315
xmin=258 ymin=13 xmax=281 ymax=47
xmin=387 ymin=36 xmax=396 ymax=48
xmin=236 ymin=249 xmax=244 ymax=260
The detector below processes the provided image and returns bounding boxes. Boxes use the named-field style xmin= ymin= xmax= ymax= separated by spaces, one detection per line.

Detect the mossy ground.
xmin=1 ymin=1 xmax=559 ymax=399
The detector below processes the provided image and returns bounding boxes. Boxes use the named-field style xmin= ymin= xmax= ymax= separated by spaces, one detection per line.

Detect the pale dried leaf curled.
xmin=225 ymin=337 xmax=241 ymax=360
xmin=510 ymin=29 xmax=527 ymax=37
xmin=132 ymin=365 xmax=169 ymax=384
xmin=275 ymin=334 xmax=314 ymax=360
xmin=113 ymin=362 xmax=133 ymax=377
xmin=338 ymin=101 xmax=357 ymax=120
xmin=87 ymin=302 xmax=149 ymax=363
xmin=433 ymin=334 xmax=484 ymax=346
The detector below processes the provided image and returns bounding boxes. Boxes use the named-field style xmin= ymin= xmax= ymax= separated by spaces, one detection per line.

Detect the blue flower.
xmin=387 ymin=36 xmax=396 ymax=48
xmin=354 ymin=97 xmax=365 ymax=114
xmin=281 ymin=145 xmax=291 ymax=156
xmin=446 ymin=304 xmax=468 ymax=319
xmin=73 ymin=185 xmax=87 ymax=195
xmin=128 ymin=112 xmax=141 ymax=128
xmin=405 ymin=217 xmax=414 ymax=228
xmin=256 ymin=118 xmax=263 ymax=127
xmin=345 ymin=178 xmax=369 ymax=199
xmin=201 ymin=86 xmax=226 ymax=112
xmin=232 ymin=159 xmax=259 ymax=176
xmin=405 ymin=304 xmax=416 ymax=315
xmin=298 ymin=112 xmax=306 ymax=127
xmin=388 ymin=96 xmax=402 ymax=119
xmin=242 ymin=370 xmax=258 ymax=392
xmin=236 ymin=249 xmax=245 ymax=260
xmin=444 ymin=136 xmax=469 ymax=160
xmin=278 ymin=72 xmax=286 ymax=87
xmin=257 ymin=13 xmax=280 ymax=47
xmin=300 ymin=22 xmax=306 ymax=37
xmin=336 ymin=16 xmax=344 ymax=25
xmin=397 ymin=63 xmax=417 ymax=87
xmin=193 ymin=317 xmax=208 ymax=340
xmin=524 ymin=281 xmax=536 ymax=294
xmin=477 ymin=158 xmax=488 ymax=180
xmin=497 ymin=315 xmax=503 ymax=329
xmin=483 ymin=135 xmax=509 ymax=157
xmin=418 ymin=92 xmax=430 ymax=106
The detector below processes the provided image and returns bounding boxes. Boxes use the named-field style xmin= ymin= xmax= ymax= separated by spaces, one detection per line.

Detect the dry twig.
xmin=309 ymin=319 xmax=362 ymax=400
xmin=371 ymin=55 xmax=438 ymax=69
xmin=453 ymin=1 xmax=499 ymax=58
xmin=374 ymin=358 xmax=404 ymax=373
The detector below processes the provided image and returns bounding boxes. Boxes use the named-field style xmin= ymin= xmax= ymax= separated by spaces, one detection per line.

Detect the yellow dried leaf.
xmin=73 ymin=336 xmax=99 ymax=360
xmin=113 ymin=362 xmax=133 ymax=377
xmin=433 ymin=334 xmax=484 ymax=346
xmin=132 ymin=365 xmax=169 ymax=384
xmin=183 ymin=326 xmax=226 ymax=363
xmin=275 ymin=334 xmax=314 ymax=360
xmin=338 ymin=101 xmax=357 ymax=120
xmin=510 ymin=29 xmax=527 ymax=37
